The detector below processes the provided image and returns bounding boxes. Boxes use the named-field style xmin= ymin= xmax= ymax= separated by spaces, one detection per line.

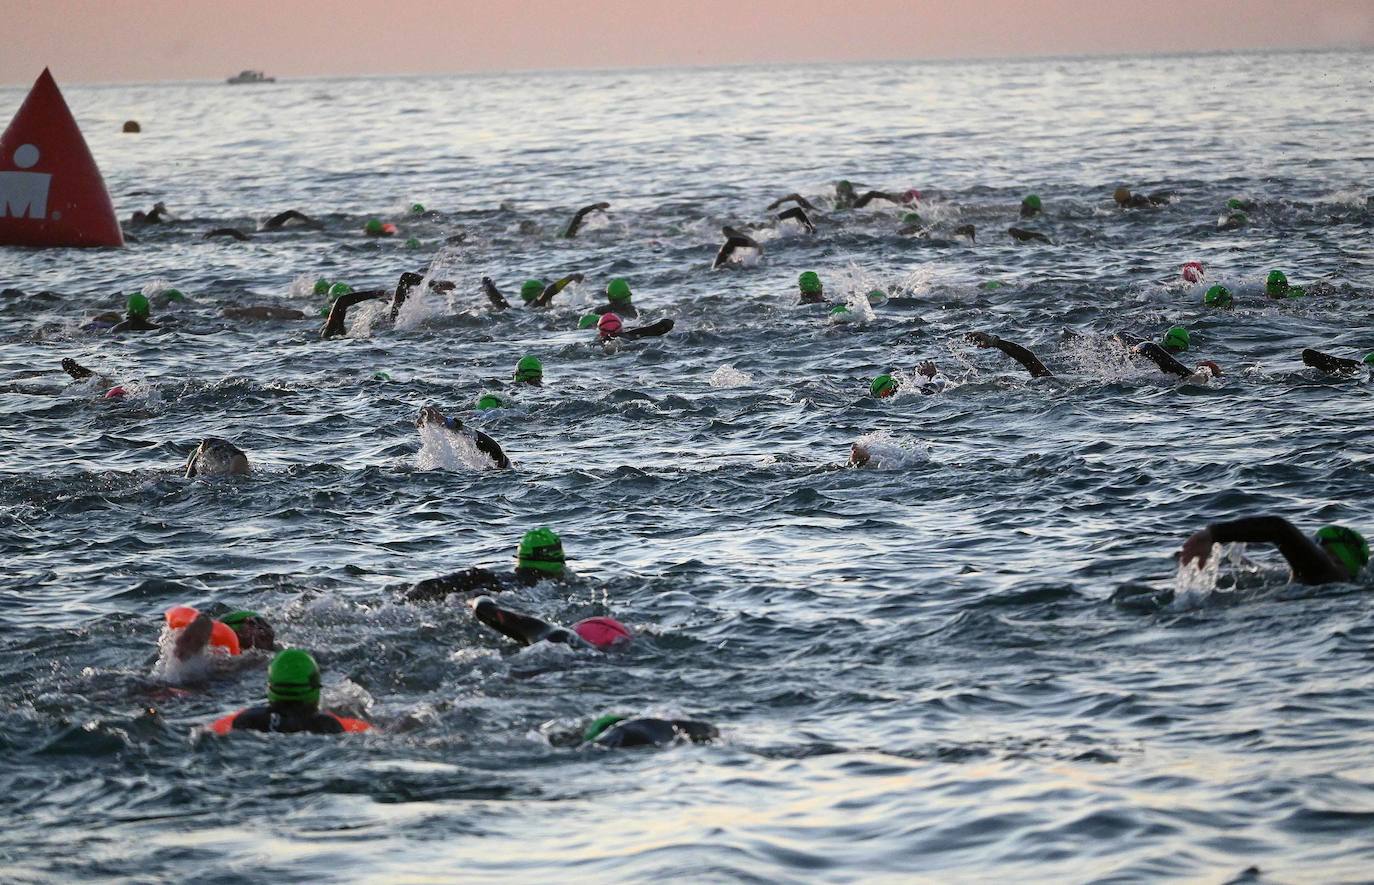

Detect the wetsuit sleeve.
xmin=227 ymin=706 xmax=272 ymax=732
xmin=1206 ymin=516 xmax=1346 ymax=584
xmin=405 ymin=567 xmax=508 ymax=602
xmin=321 ymin=290 xmax=386 ymax=338
xmin=595 ymin=718 xmax=678 ymax=748
xmin=203 ymin=228 xmax=252 ymax=240
xmin=470 ymin=596 xmax=566 ymax=647
xmin=991 ymin=336 xmax=1054 ymax=378
xmin=854 ymin=190 xmax=901 ymax=208
xmin=390 ymin=272 xmax=425 ymax=321
xmin=310 ymin=713 xmax=346 ymax=735
xmin=481 ymin=277 xmax=511 ymax=310
xmin=1302 ymin=348 xmax=1363 ymax=374
xmin=472 ymin=429 xmax=511 ymax=469
xmin=766 ymin=193 xmax=817 ymax=211
xmin=672 ymin=719 xmax=719 ymax=743
xmin=264 ymin=209 xmax=316 ymax=229
xmin=533 ymin=274 xmax=584 ymax=307
xmin=621 ymin=318 xmax=674 ymax=340
xmin=1135 ymin=342 xmax=1191 ymax=378
xmin=1114 ymin=331 xmax=1147 ymax=348
xmin=564 ymin=203 xmax=609 ymax=238
xmin=776 ymin=207 xmax=815 ymax=233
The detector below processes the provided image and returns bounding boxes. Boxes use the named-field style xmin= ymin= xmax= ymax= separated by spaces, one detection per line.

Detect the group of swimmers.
xmin=81 ymin=179 xmax=1374 ymax=737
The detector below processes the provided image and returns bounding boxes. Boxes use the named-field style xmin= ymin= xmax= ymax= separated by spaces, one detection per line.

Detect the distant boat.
xmin=226 ymin=70 xmax=275 ymax=85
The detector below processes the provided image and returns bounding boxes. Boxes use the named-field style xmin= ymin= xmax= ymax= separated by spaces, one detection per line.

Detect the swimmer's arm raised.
xmin=1302 ymin=348 xmax=1363 ymax=375
xmin=965 ymin=332 xmax=1054 ymax=378
xmin=1182 ymin=516 xmax=1344 ymax=584
xmin=766 ymin=193 xmax=817 ymax=211
xmin=1134 ymin=342 xmax=1191 ymax=378
xmin=532 ymin=273 xmax=585 ymax=307
xmin=321 ymin=290 xmax=386 ymax=339
xmin=481 ymin=277 xmax=511 ymax=310
xmin=854 ymin=191 xmax=904 ymax=208
xmin=564 ymin=202 xmax=610 ymax=239
xmin=620 ymin=318 xmax=674 ymax=340
xmin=777 ymin=207 xmax=815 ymax=233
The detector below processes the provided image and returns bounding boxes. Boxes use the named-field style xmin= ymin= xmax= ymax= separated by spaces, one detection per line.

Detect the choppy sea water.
xmin=2 ymin=50 xmax=1373 ymax=882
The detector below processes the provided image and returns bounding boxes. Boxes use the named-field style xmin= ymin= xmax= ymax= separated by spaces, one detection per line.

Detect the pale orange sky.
xmin=3 ymin=0 xmax=1372 ymax=85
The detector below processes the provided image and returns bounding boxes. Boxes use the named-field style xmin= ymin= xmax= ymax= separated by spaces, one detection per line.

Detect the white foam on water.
xmin=710 ymin=365 xmax=752 ymax=388
xmin=416 ymin=423 xmax=500 ymax=472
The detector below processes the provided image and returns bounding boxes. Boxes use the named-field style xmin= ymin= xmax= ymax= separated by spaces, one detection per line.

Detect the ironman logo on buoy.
xmin=0 ymin=68 xmax=123 ymax=248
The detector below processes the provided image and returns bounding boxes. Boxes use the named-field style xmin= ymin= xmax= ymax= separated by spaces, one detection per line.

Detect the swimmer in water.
xmin=834 ymin=180 xmax=859 ymax=210
xmin=1179 ymin=516 xmax=1368 ymax=585
xmin=713 ymin=226 xmax=762 ymax=269
xmin=512 ymin=355 xmax=544 ymax=386
xmin=1265 ymin=270 xmax=1306 ymax=299
xmin=416 ymin=405 xmax=510 ymax=469
xmin=481 ymin=273 xmax=585 ymax=310
xmin=853 ymin=188 xmax=919 ymax=209
xmin=869 ymin=361 xmax=946 ymax=399
xmin=970 ymin=331 xmax=1221 ymax=382
xmin=321 ymin=272 xmax=433 ymax=338
xmin=1019 ymin=194 xmax=1042 ymax=218
xmin=185 ymin=438 xmax=250 ymax=477
xmin=766 ymin=193 xmax=818 ymax=212
xmin=60 ymin=357 xmax=113 ymax=387
xmin=564 ymin=202 xmax=610 ymax=238
xmin=1007 ymin=227 xmax=1051 ymax=244
xmin=1113 ymin=186 xmax=1172 ymax=209
xmin=166 ymin=606 xmax=276 ymax=662
xmin=777 ymin=206 xmax=816 ymax=233
xmin=208 ymin=649 xmax=370 ymax=735
xmin=1302 ymin=348 xmax=1374 ymax=375
xmin=129 ymin=202 xmax=172 ymax=225
xmin=110 ymin=293 xmax=160 ymax=333
xmin=963 ymin=331 xmax=1054 ymax=378
xmin=579 ymin=278 xmax=639 ymax=319
xmin=405 ymin=527 xmax=569 ymax=601
xmin=468 ymin=596 xmax=632 ymax=652
xmin=594 ymin=312 xmax=674 ymax=343
xmin=797 ymin=271 xmax=825 ymax=304
xmin=263 ymin=209 xmax=321 ymax=230
xmin=581 ymin=713 xmax=718 ymax=748
xmin=1112 ymin=331 xmax=1223 ymax=381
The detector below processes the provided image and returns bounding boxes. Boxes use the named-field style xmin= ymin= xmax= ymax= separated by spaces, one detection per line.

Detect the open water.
xmin=2 ymin=50 xmax=1373 ymax=882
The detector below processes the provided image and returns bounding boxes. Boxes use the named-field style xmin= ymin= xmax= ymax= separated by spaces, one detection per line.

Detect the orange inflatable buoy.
xmin=0 ymin=68 xmax=123 ymax=248
xmin=208 ymin=712 xmax=239 ymax=735
xmin=164 ymin=605 xmax=241 ymax=655
xmin=335 ymin=716 xmax=372 ymax=733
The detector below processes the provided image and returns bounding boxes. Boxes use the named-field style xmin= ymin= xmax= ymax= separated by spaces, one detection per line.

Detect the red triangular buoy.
xmin=0 ymin=68 xmax=123 ymax=248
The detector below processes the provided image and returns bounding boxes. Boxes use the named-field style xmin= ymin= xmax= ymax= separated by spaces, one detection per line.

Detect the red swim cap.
xmin=1181 ymin=261 xmax=1204 ymax=283
xmin=597 ymin=312 xmax=623 ymax=337
xmin=572 ymin=616 xmax=632 ymax=649
xmin=104 ymin=385 xmax=126 ymax=398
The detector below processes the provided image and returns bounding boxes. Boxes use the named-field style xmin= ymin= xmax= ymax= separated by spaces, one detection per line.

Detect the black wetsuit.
xmin=404 ymin=567 xmax=546 ymax=602
xmin=592 ymin=718 xmax=718 ymax=748
xmin=588 ymin=300 xmax=639 ymax=319
xmin=713 ymin=227 xmax=761 ymax=269
xmin=605 ymin=319 xmax=674 ymax=341
xmin=767 ymin=194 xmax=818 ymax=212
xmin=777 ymin=207 xmax=815 ymax=233
xmin=110 ymin=314 xmax=160 ymax=333
xmin=228 ymin=701 xmax=345 ymax=734
xmin=1302 ymin=348 xmax=1366 ymax=375
xmin=1115 ymin=333 xmax=1194 ymax=378
xmin=481 ymin=274 xmax=582 ymax=310
xmin=1205 ymin=516 xmax=1349 ymax=585
xmin=264 ymin=209 xmax=320 ymax=230
xmin=471 ymin=595 xmax=585 ymax=647
xmin=565 ymin=202 xmax=609 ymax=238
xmin=970 ymin=333 xmax=1054 ymax=378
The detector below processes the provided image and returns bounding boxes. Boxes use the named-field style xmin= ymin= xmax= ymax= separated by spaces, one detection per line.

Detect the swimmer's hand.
xmin=174 ymin=613 xmax=215 ymax=662
xmin=964 ymin=331 xmax=998 ymax=348
xmin=417 ymin=406 xmax=454 ymax=429
xmin=1179 ymin=529 xmax=1215 ymax=568
xmin=917 ymin=360 xmax=938 ymax=379
xmin=849 ymin=443 xmax=870 ymax=467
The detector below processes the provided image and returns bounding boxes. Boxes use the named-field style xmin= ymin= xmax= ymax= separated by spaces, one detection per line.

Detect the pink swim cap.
xmin=597 ymin=313 xmax=623 ymax=337
xmin=902 ymin=188 xmax=921 ymax=204
xmin=1182 ymin=261 xmax=1204 ymax=283
xmin=573 ymin=616 xmax=632 ymax=649
xmin=103 ymin=385 xmax=126 ymax=399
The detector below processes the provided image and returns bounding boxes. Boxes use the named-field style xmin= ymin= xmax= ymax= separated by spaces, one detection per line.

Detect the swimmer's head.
xmin=901 ymin=212 xmax=922 ymax=225
xmin=901 ymin=188 xmax=921 ymax=204
xmin=597 ymin=312 xmax=623 ymax=339
xmin=1265 ymin=270 xmax=1289 ymax=298
xmin=516 ymin=527 xmax=565 ymax=576
xmin=314 ymin=279 xmax=331 ymax=295
xmin=1162 ymin=326 xmax=1190 ymax=353
xmin=572 ymin=616 xmax=632 ymax=650
xmin=867 ymin=289 xmax=887 ymax=306
xmin=1182 ymin=261 xmax=1205 ymax=283
xmin=221 ymin=610 xmax=275 ymax=652
xmin=476 ymin=393 xmax=504 ymax=411
xmin=798 ymin=271 xmax=822 ymax=295
xmin=410 ymin=203 xmax=425 ymax=214
xmin=328 ymin=282 xmax=352 ymax=297
xmin=1316 ymin=525 xmax=1369 ymax=578
xmin=1194 ymin=360 xmax=1222 ymax=378
xmin=606 ymin=278 xmax=632 ymax=304
xmin=870 ymin=374 xmax=897 ymax=398
xmin=1113 ymin=186 xmax=1132 ymax=205
xmin=1022 ymin=194 xmax=1042 ymax=212
xmin=1226 ymin=198 xmax=1245 ymax=210
xmin=267 ymin=649 xmax=321 ymax=707
xmin=520 ymin=279 xmax=544 ymax=303
xmin=163 ymin=288 xmax=185 ymax=302
xmin=364 ymin=218 xmax=383 ymax=235
xmin=514 ymin=355 xmax=543 ymax=384
xmin=584 ymin=713 xmax=627 ymax=742
xmin=1364 ymin=353 xmax=1374 ymax=366
xmin=127 ymin=292 xmax=150 ymax=318
xmin=1203 ymin=285 xmax=1233 ymax=309
xmin=578 ymin=313 xmax=599 ymax=329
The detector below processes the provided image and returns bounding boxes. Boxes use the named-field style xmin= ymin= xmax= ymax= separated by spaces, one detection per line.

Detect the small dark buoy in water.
xmin=122 ymin=120 xmax=141 ymax=133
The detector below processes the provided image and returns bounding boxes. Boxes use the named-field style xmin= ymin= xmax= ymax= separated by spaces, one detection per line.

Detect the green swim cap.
xmin=1316 ymin=525 xmax=1370 ymax=577
xmin=520 ymin=279 xmax=544 ymax=302
xmin=1265 ymin=270 xmax=1289 ymax=298
xmin=1226 ymin=212 xmax=1248 ymax=226
xmin=902 ymin=212 xmax=922 ymax=224
xmin=867 ymin=289 xmax=887 ymax=305
xmin=798 ymin=271 xmax=822 ymax=294
xmin=1023 ymin=194 xmax=1042 ymax=210
xmin=578 ymin=313 xmax=599 ymax=329
xmin=127 ymin=292 xmax=150 ymax=318
xmin=583 ymin=714 xmax=626 ymax=743
xmin=607 ymin=278 xmax=632 ymax=303
xmin=267 ymin=649 xmax=321 ymax=706
xmin=516 ymin=527 xmax=565 ymax=575
xmin=364 ymin=218 xmax=383 ymax=235
xmin=1203 ymin=285 xmax=1233 ymax=308
xmin=837 ymin=179 xmax=852 ymax=189
xmin=514 ymin=355 xmax=543 ymax=383
xmin=328 ymin=282 xmax=352 ymax=297
xmin=1162 ymin=326 xmax=1190 ymax=352
xmin=1363 ymin=353 xmax=1374 ymax=366
xmin=870 ymin=374 xmax=897 ymax=397
xmin=829 ymin=305 xmax=850 ymax=316
xmin=220 ymin=610 xmax=260 ymax=628
xmin=982 ymin=280 xmax=1005 ymax=291
xmin=410 ymin=203 xmax=425 ymax=214
xmin=476 ymin=393 xmax=503 ymax=410
xmin=313 ymin=279 xmax=331 ymax=295
xmin=404 ymin=237 xmax=421 ymax=249
xmin=372 ymin=370 xmax=392 ymax=381
xmin=163 ymin=288 xmax=185 ymax=302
